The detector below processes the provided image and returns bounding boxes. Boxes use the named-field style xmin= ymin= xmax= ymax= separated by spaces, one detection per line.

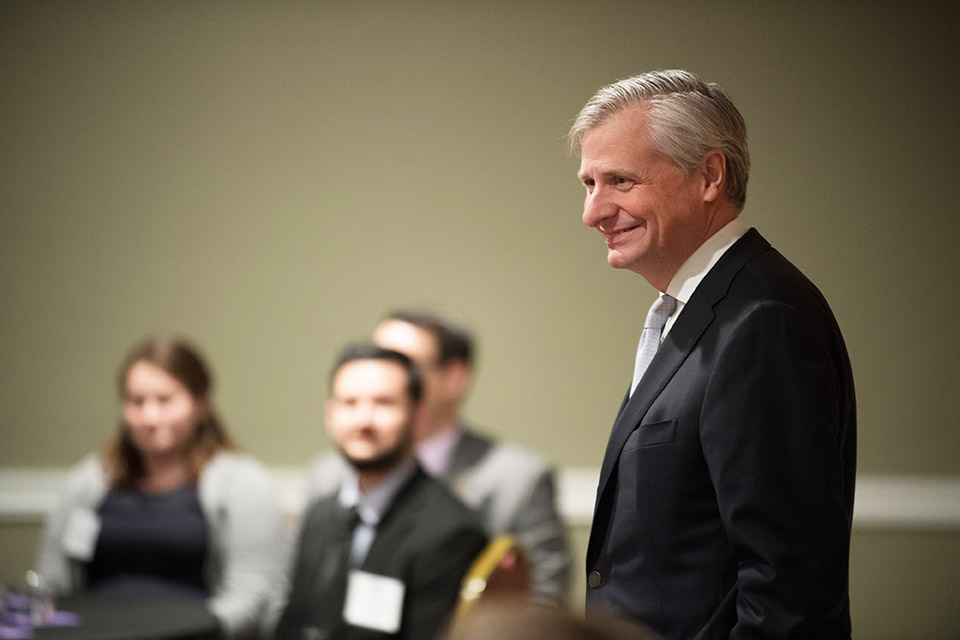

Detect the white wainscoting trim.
xmin=1 ymin=467 xmax=959 ymax=530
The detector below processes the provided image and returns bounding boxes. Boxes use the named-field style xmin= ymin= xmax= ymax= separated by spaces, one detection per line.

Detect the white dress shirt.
xmin=661 ymin=217 xmax=748 ymax=339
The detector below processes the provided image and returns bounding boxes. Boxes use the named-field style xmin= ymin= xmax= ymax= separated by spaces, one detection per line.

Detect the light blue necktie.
xmin=630 ymin=294 xmax=677 ymax=396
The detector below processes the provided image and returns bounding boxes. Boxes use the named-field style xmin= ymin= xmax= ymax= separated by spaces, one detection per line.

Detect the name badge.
xmin=343 ymin=570 xmax=405 ymax=633
xmin=62 ymin=508 xmax=101 ymax=561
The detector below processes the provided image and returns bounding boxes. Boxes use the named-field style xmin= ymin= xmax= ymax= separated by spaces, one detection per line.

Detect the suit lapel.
xmin=593 ymin=229 xmax=771 ymax=507
xmin=304 ymin=498 xmax=339 ymax=580
xmin=283 ymin=497 xmax=342 ymax=632
xmin=447 ymin=428 xmax=491 ymax=481
xmin=595 ymin=295 xmax=714 ymax=503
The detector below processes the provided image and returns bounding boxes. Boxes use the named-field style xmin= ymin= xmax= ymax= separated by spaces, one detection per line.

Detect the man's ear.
xmin=701 ymin=149 xmax=726 ymax=203
xmin=324 ymin=400 xmax=335 ymax=439
xmin=442 ymin=360 xmax=473 ymax=400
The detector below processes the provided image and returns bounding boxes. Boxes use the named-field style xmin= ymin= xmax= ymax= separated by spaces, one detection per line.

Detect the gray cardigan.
xmin=36 ymin=451 xmax=287 ymax=639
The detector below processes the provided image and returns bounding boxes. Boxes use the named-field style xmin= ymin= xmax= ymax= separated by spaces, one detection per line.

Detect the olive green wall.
xmin=3 ymin=1 xmax=958 ymax=472
xmin=2 ymin=1 xmax=959 ymax=637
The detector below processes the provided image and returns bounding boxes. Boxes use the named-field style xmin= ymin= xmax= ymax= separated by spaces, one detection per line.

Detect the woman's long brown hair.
xmin=104 ymin=336 xmax=235 ymax=489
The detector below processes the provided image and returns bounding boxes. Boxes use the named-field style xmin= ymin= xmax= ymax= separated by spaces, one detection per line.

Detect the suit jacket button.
xmin=588 ymin=571 xmax=602 ymax=588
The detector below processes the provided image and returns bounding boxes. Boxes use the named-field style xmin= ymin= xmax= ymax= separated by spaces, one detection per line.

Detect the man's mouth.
xmin=603 ymin=224 xmax=641 ymax=242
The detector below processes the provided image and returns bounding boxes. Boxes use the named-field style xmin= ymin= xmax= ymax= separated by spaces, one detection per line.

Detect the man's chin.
xmin=606 ymin=250 xmax=635 ymax=270
xmin=341 ymin=446 xmax=409 ymax=473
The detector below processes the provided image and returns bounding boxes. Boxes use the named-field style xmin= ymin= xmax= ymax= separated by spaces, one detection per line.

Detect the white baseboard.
xmin=2 ymin=466 xmax=959 ymax=530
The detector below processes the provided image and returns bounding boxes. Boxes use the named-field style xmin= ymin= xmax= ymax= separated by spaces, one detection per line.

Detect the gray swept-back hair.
xmin=568 ymin=69 xmax=750 ymax=210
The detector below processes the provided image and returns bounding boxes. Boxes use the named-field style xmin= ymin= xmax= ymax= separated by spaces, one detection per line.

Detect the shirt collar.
xmin=415 ymin=423 xmax=461 ymax=478
xmin=338 ymin=458 xmax=417 ymax=526
xmin=665 ymin=216 xmax=748 ymax=303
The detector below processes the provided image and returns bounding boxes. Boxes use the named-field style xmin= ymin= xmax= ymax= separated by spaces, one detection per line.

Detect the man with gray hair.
xmin=571 ymin=69 xmax=856 ymax=639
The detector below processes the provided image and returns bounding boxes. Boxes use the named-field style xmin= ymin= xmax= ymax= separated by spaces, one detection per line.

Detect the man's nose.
xmin=354 ymin=403 xmax=375 ymax=425
xmin=141 ymin=400 xmax=161 ymax=422
xmin=582 ymin=188 xmax=615 ymax=229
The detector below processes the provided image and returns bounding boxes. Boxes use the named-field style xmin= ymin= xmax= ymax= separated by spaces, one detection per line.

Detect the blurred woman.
xmin=37 ymin=336 xmax=286 ymax=639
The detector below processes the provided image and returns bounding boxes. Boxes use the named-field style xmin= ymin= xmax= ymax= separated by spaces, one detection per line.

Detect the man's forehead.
xmin=578 ymin=108 xmax=657 ymax=176
xmin=578 ymin=145 xmax=642 ymax=180
xmin=373 ymin=320 xmax=438 ymax=360
xmin=334 ymin=358 xmax=406 ymax=390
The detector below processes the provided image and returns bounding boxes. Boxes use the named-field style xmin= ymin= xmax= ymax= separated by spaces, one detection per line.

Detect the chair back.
xmin=455 ymin=535 xmax=532 ymax=620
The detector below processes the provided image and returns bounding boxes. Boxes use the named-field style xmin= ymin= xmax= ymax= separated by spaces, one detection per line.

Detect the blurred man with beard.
xmin=308 ymin=309 xmax=570 ymax=603
xmin=273 ymin=344 xmax=487 ymax=640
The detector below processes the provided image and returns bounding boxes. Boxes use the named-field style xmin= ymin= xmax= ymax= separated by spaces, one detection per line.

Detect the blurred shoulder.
xmin=202 ymin=450 xmax=275 ymax=492
xmin=459 ymin=427 xmax=552 ymax=481
xmin=305 ymin=450 xmax=348 ymax=498
xmin=60 ymin=454 xmax=110 ymax=504
xmin=70 ymin=454 xmax=109 ymax=482
xmin=206 ymin=450 xmax=270 ymax=475
xmin=410 ymin=470 xmax=485 ymax=532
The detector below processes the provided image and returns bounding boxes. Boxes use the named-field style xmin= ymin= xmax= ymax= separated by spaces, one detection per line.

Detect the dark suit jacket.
xmin=585 ymin=229 xmax=856 ymax=640
xmin=275 ymin=466 xmax=487 ymax=640
xmin=305 ymin=430 xmax=571 ymax=602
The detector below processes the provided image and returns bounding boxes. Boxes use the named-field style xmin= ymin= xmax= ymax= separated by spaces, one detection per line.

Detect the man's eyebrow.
xmin=578 ymin=167 xmax=635 ymax=183
xmin=577 ymin=165 xmax=606 ymax=182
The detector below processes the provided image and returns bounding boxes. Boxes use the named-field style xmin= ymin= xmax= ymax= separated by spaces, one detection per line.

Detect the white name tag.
xmin=343 ymin=570 xmax=405 ymax=634
xmin=62 ymin=508 xmax=101 ymax=561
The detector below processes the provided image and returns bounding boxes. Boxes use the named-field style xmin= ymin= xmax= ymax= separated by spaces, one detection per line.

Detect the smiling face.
xmin=325 ymin=358 xmax=416 ymax=474
xmin=123 ymin=360 xmax=205 ymax=462
xmin=578 ymin=103 xmax=716 ymax=291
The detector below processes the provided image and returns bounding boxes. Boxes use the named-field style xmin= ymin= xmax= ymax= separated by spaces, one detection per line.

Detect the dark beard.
xmin=339 ymin=430 xmax=413 ymax=474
